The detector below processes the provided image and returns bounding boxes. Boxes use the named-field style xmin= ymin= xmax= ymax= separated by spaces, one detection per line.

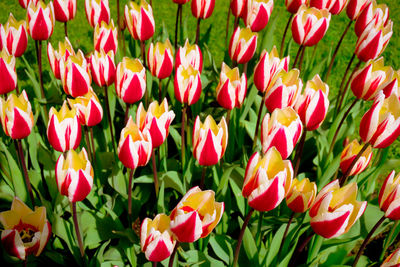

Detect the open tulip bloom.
xmin=175 ymin=39 xmax=203 ymax=73
xmin=354 ymin=0 xmax=389 ymax=37
xmin=27 ymin=0 xmax=55 ymax=41
xmin=47 ymin=37 xmax=75 ymax=80
xmin=382 ymin=248 xmax=400 ymax=267
xmin=94 ymin=20 xmax=118 ymax=55
xmin=148 ymin=39 xmax=174 ymax=80
xmin=115 ymin=57 xmax=146 ymax=104
xmin=229 ymin=26 xmax=258 ymax=64
xmin=340 ymin=139 xmax=373 ymax=177
xmin=68 ymin=89 xmax=103 ymax=127
xmin=0 ymin=14 xmax=28 ymax=57
xmin=286 ymin=178 xmax=317 ymax=213
xmin=174 ymin=64 xmax=202 ymax=105
xmin=0 ymin=49 xmax=17 ymax=95
xmin=125 ymin=0 xmax=155 ymax=41
xmin=85 ymin=0 xmax=110 ymax=28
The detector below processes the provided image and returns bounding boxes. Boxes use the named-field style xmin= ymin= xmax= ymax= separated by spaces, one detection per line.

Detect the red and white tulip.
xmin=94 ymin=20 xmax=118 ymax=55
xmin=27 ymin=0 xmax=55 ymax=41
xmin=354 ymin=0 xmax=389 ymax=37
xmin=174 ymin=65 xmax=202 ymax=105
xmin=60 ymin=50 xmax=91 ymax=97
xmin=191 ymin=0 xmax=216 ymax=19
xmin=175 ymin=39 xmax=203 ymax=73
xmin=242 ymin=0 xmax=274 ymax=32
xmin=286 ymin=178 xmax=317 ymax=213
xmin=379 ymin=171 xmax=400 ymax=221
xmin=89 ymin=49 xmax=116 ymax=87
xmin=0 ymin=14 xmax=28 ymax=57
xmin=285 ymin=0 xmax=307 ymax=13
xmin=309 ymin=0 xmax=348 ymax=15
xmin=216 ymin=63 xmax=247 ymax=110
xmin=19 ymin=0 xmax=39 ymax=9
xmin=85 ymin=0 xmax=110 ymax=28
xmin=47 ymin=37 xmax=75 ymax=80
xmin=115 ymin=57 xmax=146 ymax=104
xmin=125 ymin=0 xmax=155 ymax=41
xmin=229 ymin=26 xmax=258 ymax=64
xmin=68 ymin=89 xmax=103 ymax=127
xmin=340 ymin=139 xmax=373 ymax=176
xmin=148 ymin=39 xmax=174 ymax=79
xmin=346 ymin=0 xmax=372 ymax=21
xmin=0 ymin=49 xmax=17 ymax=95
xmin=382 ymin=248 xmax=400 ymax=267
xmin=231 ymin=0 xmax=246 ymax=17
xmin=53 ymin=0 xmax=77 ymax=22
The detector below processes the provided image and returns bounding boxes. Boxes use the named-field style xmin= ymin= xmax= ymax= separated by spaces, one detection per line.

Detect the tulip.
xmin=136 ymin=99 xmax=175 ymax=148
xmin=0 ymin=197 xmax=51 ymax=260
xmin=382 ymin=248 xmax=400 ymax=267
xmin=216 ymin=63 xmax=247 ymax=110
xmin=0 ymin=90 xmax=34 ymax=139
xmin=47 ymin=101 xmax=81 ymax=152
xmin=115 ymin=57 xmax=146 ymax=104
xmin=242 ymin=0 xmax=274 ymax=32
xmin=60 ymin=50 xmax=91 ymax=97
xmin=285 ymin=0 xmax=307 ymax=13
xmin=378 ymin=171 xmax=400 ymax=221
xmin=141 ymin=214 xmax=176 ymax=262
xmin=295 ymin=74 xmax=329 ymax=131
xmin=0 ymin=14 xmax=28 ymax=57
xmin=94 ymin=20 xmax=118 ymax=55
xmin=264 ymin=69 xmax=302 ymax=113
xmin=346 ymin=0 xmax=372 ymax=21
xmin=360 ymin=92 xmax=400 ymax=149
xmin=340 ymin=139 xmax=373 ymax=176
xmin=175 ymin=39 xmax=203 ymax=73
xmin=243 ymin=147 xmax=294 ymax=212
xmin=191 ymin=0 xmax=216 ymax=19
xmin=118 ymin=116 xmax=152 ymax=170
xmin=19 ymin=0 xmax=39 ymax=9
xmin=170 ymin=186 xmax=224 ymax=242
xmin=89 ymin=50 xmax=116 ymax=87
xmin=354 ymin=0 xmax=388 ymax=37
xmin=27 ymin=0 xmax=55 ymax=41
xmin=231 ymin=0 xmax=246 ymax=18
xmin=85 ymin=0 xmax=110 ymax=28
xmin=261 ymin=107 xmax=303 ymax=159
xmin=229 ymin=26 xmax=258 ymax=64
xmin=0 ymin=49 xmax=17 ymax=95
xmin=174 ymin=64 xmax=202 ymax=105
xmin=125 ymin=0 xmax=155 ymax=41
xmin=68 ymin=89 xmax=103 ymax=127
xmin=47 ymin=37 xmax=75 ymax=80
xmin=286 ymin=178 xmax=317 ymax=213
xmin=350 ymin=57 xmax=394 ymax=101
xmin=193 ymin=115 xmax=228 ymax=166
xmin=383 ymin=69 xmax=400 ymax=99
xmin=148 ymin=39 xmax=174 ymax=79
xmin=291 ymin=5 xmax=331 ymax=47
xmin=309 ymin=0 xmax=348 ymax=15
xmin=53 ymin=0 xmax=77 ymax=22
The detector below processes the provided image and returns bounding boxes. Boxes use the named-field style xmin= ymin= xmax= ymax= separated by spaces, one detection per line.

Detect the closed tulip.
xmin=118 ymin=116 xmax=152 ymax=170
xmin=295 ymin=74 xmax=329 ymax=131
xmin=354 ymin=0 xmax=388 ymax=37
xmin=243 ymin=148 xmax=294 ymax=212
xmin=136 ymin=99 xmax=175 ymax=148
xmin=0 ymin=14 xmax=28 ymax=57
xmin=89 ymin=49 xmax=116 ymax=87
xmin=170 ymin=186 xmax=224 ymax=243
xmin=68 ymin=89 xmax=103 ymax=127
xmin=141 ymin=214 xmax=176 ymax=262
xmin=340 ymin=139 xmax=373 ymax=176
xmin=55 ymin=148 xmax=93 ymax=202
xmin=60 ymin=50 xmax=91 ymax=97
xmin=193 ymin=115 xmax=228 ymax=166
xmin=286 ymin=178 xmax=317 ymax=213
xmin=360 ymin=92 xmax=400 ymax=149
xmin=382 ymin=248 xmax=400 ymax=267
xmin=115 ymin=57 xmax=146 ymax=104
xmin=53 ymin=0 xmax=76 ymax=22
xmin=85 ymin=0 xmax=110 ymax=28
xmin=261 ymin=107 xmax=303 ymax=159
xmin=94 ymin=20 xmax=118 ymax=55
xmin=0 ymin=197 xmax=51 ymax=260
xmin=175 ymin=39 xmax=203 ymax=73
xmin=27 ymin=0 xmax=55 ymax=41
xmin=229 ymin=26 xmax=258 ymax=64
xmin=242 ymin=0 xmax=274 ymax=32
xmin=19 ymin=0 xmax=39 ymax=9
xmin=47 ymin=101 xmax=81 ymax=152
xmin=309 ymin=0 xmax=348 ymax=15
xmin=291 ymin=5 xmax=331 ymax=47
xmin=0 ymin=49 xmax=17 ymax=94
xmin=350 ymin=57 xmax=394 ymax=101
xmin=346 ymin=0 xmax=371 ymax=21
xmin=254 ymin=46 xmax=289 ymax=93
xmin=216 ymin=63 xmax=247 ymax=110
xmin=191 ymin=0 xmax=216 ymax=19
xmin=231 ymin=0 xmax=246 ymax=17
xmin=148 ymin=39 xmax=174 ymax=79
xmin=47 ymin=37 xmax=75 ymax=80
xmin=174 ymin=64 xmax=202 ymax=105
xmin=125 ymin=0 xmax=155 ymax=41
xmin=264 ymin=69 xmax=302 ymax=113
xmin=0 ymin=90 xmax=34 ymax=139
xmin=285 ymin=0 xmax=307 ymax=13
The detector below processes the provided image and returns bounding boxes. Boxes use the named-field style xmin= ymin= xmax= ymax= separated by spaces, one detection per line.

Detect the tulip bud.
xmin=191 ymin=0 xmax=216 ymax=19
xmin=291 ymin=5 xmax=331 ymax=47
xmin=27 ymin=0 xmax=55 ymax=41
xmin=309 ymin=180 xmax=367 ymax=238
xmin=136 ymin=99 xmax=175 ymax=148
xmin=53 ymin=0 xmax=77 ymax=22
xmin=56 ymin=148 xmax=93 ymax=202
xmin=216 ymin=63 xmax=247 ymax=110
xmin=309 ymin=0 xmax=348 ymax=15
xmin=243 ymin=148 xmax=294 ymax=212
xmin=286 ymin=178 xmax=317 ymax=213
xmin=94 ymin=20 xmax=118 ymax=55
xmin=0 ymin=49 xmax=17 ymax=94
xmin=346 ymin=0 xmax=372 ymax=21
xmin=264 ymin=69 xmax=302 ymax=113
xmin=383 ymin=69 xmax=400 ymax=98
xmin=0 ymin=90 xmax=34 ymax=139
xmin=60 ymin=50 xmax=91 ymax=97
xmin=47 ymin=37 xmax=75 ymax=80
xmin=295 ymin=74 xmax=329 ymax=131
xmin=68 ymin=89 xmax=103 ymax=127
xmin=115 ymin=57 xmax=146 ymax=104
xmin=354 ymin=1 xmax=388 ymax=37
xmin=0 ymin=14 xmax=28 ymax=57
xmin=382 ymin=248 xmax=400 ymax=267
xmin=0 ymin=197 xmax=51 ymax=260
xmin=174 ymin=65 xmax=202 ymax=105
xmin=254 ymin=46 xmax=289 ymax=93
xmin=118 ymin=117 xmax=152 ymax=169
xmin=125 ymin=0 xmax=155 ymax=41
xmin=47 ymin=101 xmax=81 ymax=152
xmin=89 ymin=50 xmax=116 ymax=87
xmin=243 ymin=0 xmax=274 ymax=32
xmin=148 ymin=39 xmax=174 ymax=79
xmin=170 ymin=186 xmax=224 ymax=242
xmin=261 ymin=107 xmax=303 ymax=159
xmin=193 ymin=115 xmax=228 ymax=166
xmin=231 ymin=0 xmax=246 ymax=17
xmin=350 ymin=57 xmax=394 ymax=101
xmin=19 ymin=0 xmax=39 ymax=9
xmin=360 ymin=92 xmax=400 ymax=149
xmin=229 ymin=26 xmax=258 ymax=64
xmin=85 ymin=0 xmax=110 ymax=28
xmin=141 ymin=214 xmax=176 ymax=262
xmin=175 ymin=39 xmax=203 ymax=73
xmin=340 ymin=139 xmax=373 ymax=176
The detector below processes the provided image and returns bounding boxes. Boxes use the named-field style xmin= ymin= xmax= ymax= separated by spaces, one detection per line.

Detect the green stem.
xmin=292 ymin=45 xmax=304 ymax=69
xmin=233 ymin=208 xmax=254 ymax=267
xmin=181 ymin=104 xmax=187 ymax=171
xmin=151 ymin=150 xmax=159 ymax=197
xmin=35 ymin=40 xmax=49 ymax=124
xmin=253 ymin=94 xmax=266 ymax=149
xmin=175 ymin=4 xmax=182 ymax=51
xmin=200 ymin=166 xmax=207 ymax=189
xmin=289 ymin=232 xmax=315 ymax=267
xmin=168 ymin=241 xmax=180 ymax=267
xmin=127 ymin=169 xmax=135 ymax=219
xmin=256 ymin=211 xmax=264 ymax=247
xmin=334 ymin=53 xmax=355 ymax=114
xmin=195 ymin=18 xmax=201 ymax=45
xmin=103 ymin=85 xmax=116 ymax=154
xmin=277 ymin=212 xmax=295 ymax=262
xmin=84 ymin=126 xmax=93 ymax=162
xmin=294 ymin=129 xmax=306 ymax=178
xmin=16 ymin=140 xmax=35 ymax=208
xmin=71 ymin=202 xmax=84 ymax=258
xmin=336 ymin=60 xmax=362 ymax=114
xmin=280 ymin=14 xmax=294 ymax=58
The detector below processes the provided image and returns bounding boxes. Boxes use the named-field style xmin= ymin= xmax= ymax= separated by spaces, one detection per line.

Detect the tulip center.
xmin=19 ymin=228 xmax=36 ymax=243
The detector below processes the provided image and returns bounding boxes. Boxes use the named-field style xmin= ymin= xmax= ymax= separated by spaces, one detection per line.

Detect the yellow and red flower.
xmin=174 ymin=64 xmax=202 ymax=105
xmin=0 ymin=14 xmax=28 ymax=57
xmin=89 ymin=49 xmax=116 ymax=87
xmin=68 ymin=89 xmax=103 ymax=127
xmin=229 ymin=26 xmax=258 ymax=64
xmin=85 ymin=0 xmax=110 ymax=28
xmin=0 ymin=49 xmax=17 ymax=94
xmin=94 ymin=20 xmax=118 ymax=55
xmin=27 ymin=0 xmax=55 ymax=41
xmin=53 ymin=0 xmax=76 ymax=22
xmin=191 ymin=0 xmax=216 ymax=19
xmin=175 ymin=39 xmax=203 ymax=73
xmin=216 ymin=63 xmax=247 ymax=110
xmin=115 ymin=57 xmax=146 ymax=104
xmin=242 ymin=0 xmax=274 ymax=32
xmin=286 ymin=178 xmax=317 ymax=213
xmin=125 ymin=0 xmax=155 ymax=41
xmin=148 ymin=39 xmax=174 ymax=79
xmin=340 ymin=139 xmax=373 ymax=176
xmin=47 ymin=37 xmax=75 ymax=80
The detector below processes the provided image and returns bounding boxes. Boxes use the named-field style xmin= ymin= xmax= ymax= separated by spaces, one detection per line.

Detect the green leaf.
xmin=209 ymin=235 xmax=231 ymax=265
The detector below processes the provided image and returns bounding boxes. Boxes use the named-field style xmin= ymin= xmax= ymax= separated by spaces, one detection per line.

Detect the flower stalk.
xmin=16 ymin=140 xmax=35 ymax=207
xmin=103 ymin=85 xmax=116 ymax=154
xmin=151 ymin=150 xmax=159 ymax=197
xmin=71 ymin=202 xmax=84 ymax=258
xmin=168 ymin=241 xmax=180 ymax=267
xmin=35 ymin=40 xmax=49 ymax=124
xmin=233 ymin=208 xmax=254 ymax=267
xmin=280 ymin=14 xmax=294 ymax=57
